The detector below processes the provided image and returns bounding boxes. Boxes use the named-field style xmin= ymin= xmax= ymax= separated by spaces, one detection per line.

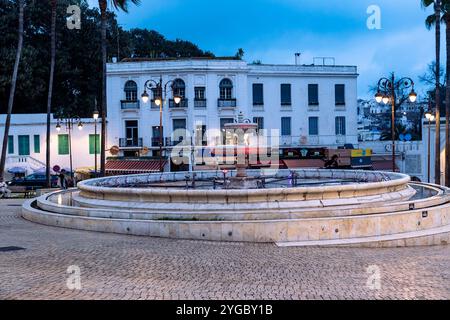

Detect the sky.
xmin=87 ymin=0 xmax=441 ymax=99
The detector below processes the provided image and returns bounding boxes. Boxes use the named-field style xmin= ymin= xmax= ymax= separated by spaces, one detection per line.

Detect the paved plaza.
xmin=0 ymin=199 xmax=449 ymax=300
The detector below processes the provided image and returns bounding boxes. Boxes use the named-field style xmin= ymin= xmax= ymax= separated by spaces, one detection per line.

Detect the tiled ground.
xmin=1 ymin=199 xmax=449 ymax=300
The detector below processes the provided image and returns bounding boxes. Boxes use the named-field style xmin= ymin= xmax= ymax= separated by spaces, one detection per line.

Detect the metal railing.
xmin=218 ymin=98 xmax=237 ymax=108
xmin=194 ymin=99 xmax=207 ymax=108
xmin=119 ymin=138 xmax=143 ymax=148
xmin=169 ymin=99 xmax=188 ymax=108
xmin=121 ymin=100 xmax=140 ymax=110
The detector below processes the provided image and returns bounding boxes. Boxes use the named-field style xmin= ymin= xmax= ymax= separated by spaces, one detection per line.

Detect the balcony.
xmin=150 ymin=100 xmax=160 ymax=109
xmin=169 ymin=98 xmax=188 ymax=109
xmin=121 ymin=100 xmax=140 ymax=110
xmin=194 ymin=99 xmax=207 ymax=108
xmin=119 ymin=138 xmax=143 ymax=148
xmin=218 ymin=98 xmax=237 ymax=109
xmin=151 ymin=137 xmax=163 ymax=147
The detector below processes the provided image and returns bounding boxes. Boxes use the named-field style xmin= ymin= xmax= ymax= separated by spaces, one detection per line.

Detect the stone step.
xmin=276 ymin=224 xmax=450 ymax=247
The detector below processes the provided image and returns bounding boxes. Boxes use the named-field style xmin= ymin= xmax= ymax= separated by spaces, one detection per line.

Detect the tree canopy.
xmin=0 ymin=0 xmax=215 ymax=117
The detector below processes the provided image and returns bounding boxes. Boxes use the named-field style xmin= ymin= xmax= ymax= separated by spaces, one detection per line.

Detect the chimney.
xmin=295 ymin=53 xmax=301 ymax=65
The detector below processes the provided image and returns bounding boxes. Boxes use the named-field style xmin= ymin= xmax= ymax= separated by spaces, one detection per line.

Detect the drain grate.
xmin=0 ymin=246 xmax=26 ymax=252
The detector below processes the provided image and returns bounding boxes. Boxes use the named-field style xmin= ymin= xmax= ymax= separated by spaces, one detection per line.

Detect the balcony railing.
xmin=218 ymin=98 xmax=237 ymax=108
xmin=152 ymin=137 xmax=163 ymax=147
xmin=119 ymin=138 xmax=143 ymax=148
xmin=121 ymin=100 xmax=140 ymax=110
xmin=150 ymin=100 xmax=160 ymax=109
xmin=194 ymin=99 xmax=207 ymax=108
xmin=169 ymin=98 xmax=188 ymax=109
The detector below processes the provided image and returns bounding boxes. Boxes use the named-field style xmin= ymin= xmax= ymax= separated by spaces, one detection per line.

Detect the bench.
xmin=8 ymin=186 xmax=37 ymax=198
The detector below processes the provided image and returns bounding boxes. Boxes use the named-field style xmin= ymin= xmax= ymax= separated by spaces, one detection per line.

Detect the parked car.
xmin=8 ymin=173 xmax=59 ymax=189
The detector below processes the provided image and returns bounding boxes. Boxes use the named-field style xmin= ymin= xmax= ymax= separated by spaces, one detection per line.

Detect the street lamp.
xmin=141 ymin=76 xmax=182 ymax=172
xmin=425 ymin=110 xmax=435 ymax=183
xmin=375 ymin=73 xmax=417 ymax=172
xmin=55 ymin=115 xmax=83 ymax=186
xmin=93 ymin=102 xmax=100 ymax=178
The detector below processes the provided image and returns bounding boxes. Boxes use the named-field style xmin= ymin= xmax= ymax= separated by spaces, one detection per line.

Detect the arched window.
xmin=219 ymin=78 xmax=233 ymax=100
xmin=124 ymin=80 xmax=138 ymax=101
xmin=172 ymin=78 xmax=186 ymax=98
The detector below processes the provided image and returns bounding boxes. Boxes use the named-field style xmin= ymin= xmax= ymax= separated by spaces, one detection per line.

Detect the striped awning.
xmin=105 ymin=160 xmax=166 ymax=174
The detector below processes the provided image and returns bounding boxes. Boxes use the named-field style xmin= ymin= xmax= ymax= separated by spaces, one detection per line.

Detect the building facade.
xmin=106 ymin=58 xmax=358 ymax=168
xmin=0 ymin=114 xmax=99 ymax=179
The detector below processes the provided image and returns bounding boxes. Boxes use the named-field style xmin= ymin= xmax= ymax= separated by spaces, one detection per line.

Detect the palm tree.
xmin=443 ymin=1 xmax=450 ymax=186
xmin=423 ymin=0 xmax=442 ymax=185
xmin=98 ymin=0 xmax=140 ymax=177
xmin=0 ymin=0 xmax=25 ymax=182
xmin=45 ymin=0 xmax=57 ymax=188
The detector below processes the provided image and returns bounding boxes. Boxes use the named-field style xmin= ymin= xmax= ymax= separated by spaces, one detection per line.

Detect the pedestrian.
xmin=59 ymin=170 xmax=67 ymax=190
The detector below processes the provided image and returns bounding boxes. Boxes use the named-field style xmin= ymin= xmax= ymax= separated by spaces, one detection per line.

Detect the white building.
xmin=0 ymin=114 xmax=99 ymax=179
xmin=106 ymin=58 xmax=358 ymax=170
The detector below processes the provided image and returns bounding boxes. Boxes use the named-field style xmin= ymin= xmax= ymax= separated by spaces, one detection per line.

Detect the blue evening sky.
xmin=88 ymin=0 xmax=440 ymax=99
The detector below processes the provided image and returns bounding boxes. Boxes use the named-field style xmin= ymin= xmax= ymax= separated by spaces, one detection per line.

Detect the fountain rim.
xmin=77 ymin=169 xmax=411 ymax=197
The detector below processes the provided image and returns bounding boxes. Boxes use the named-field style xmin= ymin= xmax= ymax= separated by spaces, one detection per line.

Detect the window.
xmin=89 ymin=134 xmax=100 ymax=155
xmin=281 ymin=117 xmax=291 ymax=136
xmin=335 ymin=117 xmax=346 ymax=135
xmin=173 ymin=119 xmax=187 ymax=144
xmin=253 ymin=117 xmax=264 ymax=131
xmin=281 ymin=84 xmax=291 ymax=105
xmin=7 ymin=136 xmax=13 ymax=154
xmin=308 ymin=84 xmax=319 ymax=105
xmin=195 ymin=124 xmax=207 ymax=146
xmin=309 ymin=117 xmax=319 ymax=136
xmin=219 ymin=78 xmax=233 ymax=100
xmin=125 ymin=120 xmax=139 ymax=146
xmin=252 ymin=83 xmax=264 ymax=105
xmin=220 ymin=118 xmax=235 ymax=144
xmin=34 ymin=135 xmax=40 ymax=153
xmin=195 ymin=87 xmax=205 ymax=100
xmin=18 ymin=135 xmax=30 ymax=156
xmin=173 ymin=78 xmax=186 ymax=98
xmin=58 ymin=134 xmax=69 ymax=155
xmin=152 ymin=126 xmax=163 ymax=147
xmin=124 ymin=80 xmax=138 ymax=101
xmin=335 ymin=84 xmax=345 ymax=105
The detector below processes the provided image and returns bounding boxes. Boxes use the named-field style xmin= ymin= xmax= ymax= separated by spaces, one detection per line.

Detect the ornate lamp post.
xmin=141 ymin=76 xmax=181 ymax=172
xmin=375 ymin=74 xmax=417 ymax=172
xmin=425 ymin=110 xmax=435 ymax=183
xmin=55 ymin=115 xmax=83 ymax=185
xmin=93 ymin=102 xmax=99 ymax=178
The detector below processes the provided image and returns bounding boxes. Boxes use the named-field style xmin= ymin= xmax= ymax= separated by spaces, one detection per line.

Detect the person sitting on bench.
xmin=0 ymin=181 xmax=12 ymax=198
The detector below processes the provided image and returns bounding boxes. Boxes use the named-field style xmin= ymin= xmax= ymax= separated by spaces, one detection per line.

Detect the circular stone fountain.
xmin=22 ymin=168 xmax=450 ymax=247
xmin=20 ymin=112 xmax=450 ymax=247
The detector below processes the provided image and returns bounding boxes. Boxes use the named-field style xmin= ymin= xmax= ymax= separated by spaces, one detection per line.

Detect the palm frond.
xmin=421 ymin=0 xmax=436 ymax=9
xmin=110 ymin=0 xmax=141 ymax=13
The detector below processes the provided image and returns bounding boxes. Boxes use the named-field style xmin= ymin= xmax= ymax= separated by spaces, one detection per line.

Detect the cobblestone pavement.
xmin=1 ymin=199 xmax=449 ymax=300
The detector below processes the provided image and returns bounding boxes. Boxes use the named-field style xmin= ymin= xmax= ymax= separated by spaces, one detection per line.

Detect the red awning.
xmin=283 ymin=159 xmax=325 ymax=169
xmin=105 ymin=160 xmax=166 ymax=174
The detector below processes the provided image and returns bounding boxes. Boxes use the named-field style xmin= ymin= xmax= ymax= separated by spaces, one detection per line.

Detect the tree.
xmin=98 ymin=0 xmax=140 ymax=177
xmin=423 ymin=0 xmax=442 ymax=184
xmin=45 ymin=0 xmax=57 ymax=187
xmin=0 ymin=0 xmax=24 ymax=182
xmin=235 ymin=48 xmax=244 ymax=60
xmin=380 ymin=124 xmax=408 ymax=141
xmin=0 ymin=1 xmax=215 ymax=117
